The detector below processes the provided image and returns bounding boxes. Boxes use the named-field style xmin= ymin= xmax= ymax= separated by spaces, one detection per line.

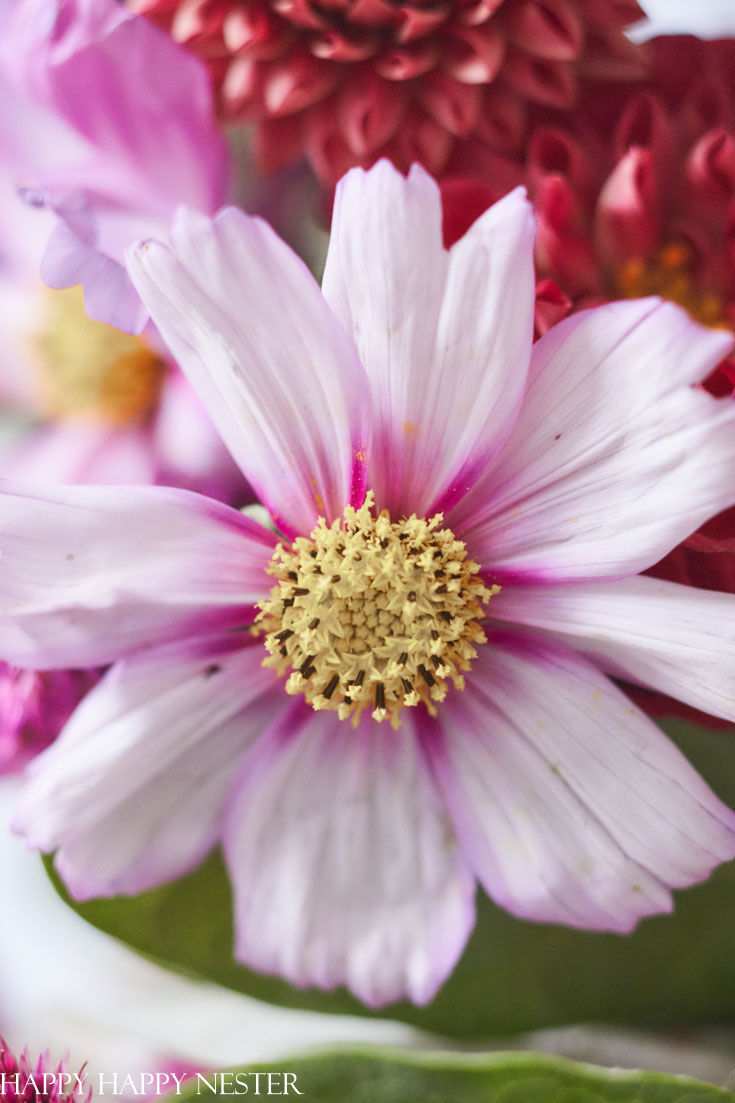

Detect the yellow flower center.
xmin=616 ymin=241 xmax=725 ymax=329
xmin=255 ymin=492 xmax=497 ymax=728
xmin=33 ymin=287 xmax=166 ymax=424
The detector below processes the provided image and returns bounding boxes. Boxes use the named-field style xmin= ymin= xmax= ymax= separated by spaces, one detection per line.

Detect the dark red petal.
xmin=503 ymin=0 xmax=583 ymax=63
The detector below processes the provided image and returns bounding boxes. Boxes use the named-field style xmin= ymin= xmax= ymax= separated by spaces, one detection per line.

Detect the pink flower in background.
xmin=0 ymin=54 xmax=242 ymax=499
xmin=0 ymin=664 xmax=98 ymax=775
xmin=0 ymin=202 xmax=243 ymax=495
xmin=134 ymin=0 xmax=647 ymax=184
xmin=0 ymin=0 xmax=229 ymax=334
xmin=0 ymin=282 xmax=244 ymax=496
xmin=5 ymin=163 xmax=735 ymax=1007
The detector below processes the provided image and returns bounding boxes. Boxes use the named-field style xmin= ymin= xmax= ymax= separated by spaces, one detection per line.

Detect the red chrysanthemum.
xmin=132 ymin=0 xmax=646 ymax=182
xmin=444 ymin=36 xmax=735 ymax=385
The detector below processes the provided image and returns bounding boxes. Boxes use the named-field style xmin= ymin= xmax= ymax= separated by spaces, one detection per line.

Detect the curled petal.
xmin=420 ymin=71 xmax=482 ymax=137
xmin=594 ymin=147 xmax=660 ymax=272
xmin=503 ymin=48 xmax=576 ymax=108
xmin=440 ymin=26 xmax=505 ymax=84
xmin=337 ymin=71 xmax=407 ymax=156
xmin=503 ymin=0 xmax=583 ymax=63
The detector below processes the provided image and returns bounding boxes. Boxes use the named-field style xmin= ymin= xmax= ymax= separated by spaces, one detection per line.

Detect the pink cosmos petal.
xmin=38 ymin=16 xmax=226 ymax=216
xmin=223 ymin=703 xmax=475 ymax=1007
xmin=321 ymin=162 xmax=535 ymax=517
xmin=151 ymin=371 xmax=246 ymax=503
xmin=13 ymin=636 xmax=284 ymax=897
xmin=428 ymin=635 xmax=735 ymax=931
xmin=0 ymin=481 xmax=275 ymax=669
xmin=127 ymin=208 xmax=370 ymax=538
xmin=40 ymin=219 xmax=149 ymax=334
xmin=451 ymin=299 xmax=735 ymax=581
xmin=3 ymin=2 xmax=228 ymax=333
xmin=0 ymin=0 xmax=127 ymax=92
xmin=490 ymin=575 xmax=735 ymax=723
xmin=1 ymin=422 xmax=158 ymax=485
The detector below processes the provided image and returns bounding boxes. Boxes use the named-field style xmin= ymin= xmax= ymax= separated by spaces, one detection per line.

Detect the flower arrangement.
xmin=2 ymin=0 xmax=735 ymax=1095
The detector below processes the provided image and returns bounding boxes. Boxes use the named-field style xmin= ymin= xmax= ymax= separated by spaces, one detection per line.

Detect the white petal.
xmin=491 ymin=575 xmax=735 ymax=722
xmin=322 ymin=162 xmax=535 ymax=517
xmin=0 ymin=480 xmax=275 ymax=668
xmin=451 ymin=299 xmax=735 ymax=580
xmin=13 ymin=636 xmax=284 ymax=897
xmin=430 ymin=636 xmax=735 ymax=930
xmin=127 ymin=208 xmax=370 ymax=537
xmin=224 ymin=705 xmax=475 ymax=1007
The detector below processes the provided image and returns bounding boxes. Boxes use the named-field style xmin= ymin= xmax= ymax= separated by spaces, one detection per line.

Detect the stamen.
xmin=322 ymin=674 xmax=340 ymax=699
xmin=255 ymin=490 xmax=497 ymax=728
xmin=373 ymin=682 xmax=386 ymax=721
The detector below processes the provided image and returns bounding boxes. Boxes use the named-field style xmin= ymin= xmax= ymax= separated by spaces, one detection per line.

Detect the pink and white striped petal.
xmin=491 ymin=575 xmax=735 ymax=723
xmin=321 ymin=162 xmax=535 ymax=518
xmin=0 ymin=481 xmax=275 ymax=668
xmin=224 ymin=703 xmax=475 ymax=1007
xmin=428 ymin=635 xmax=735 ymax=931
xmin=127 ymin=207 xmax=370 ymax=538
xmin=451 ymin=299 xmax=735 ymax=581
xmin=13 ymin=635 xmax=284 ymax=898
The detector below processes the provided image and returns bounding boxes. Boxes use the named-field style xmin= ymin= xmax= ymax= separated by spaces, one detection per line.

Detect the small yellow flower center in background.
xmin=33 ymin=287 xmax=166 ymax=424
xmin=255 ymin=492 xmax=497 ymax=728
xmin=616 ymin=241 xmax=724 ymax=329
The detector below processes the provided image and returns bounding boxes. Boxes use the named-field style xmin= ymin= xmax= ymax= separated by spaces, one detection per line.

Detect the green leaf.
xmin=45 ymin=717 xmax=735 ymax=1038
xmin=177 ymin=1049 xmax=735 ymax=1102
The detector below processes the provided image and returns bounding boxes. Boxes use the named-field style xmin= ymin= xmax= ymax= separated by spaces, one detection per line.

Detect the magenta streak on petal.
xmin=349 ymin=441 xmax=370 ymax=510
xmin=478 ymin=565 xmax=574 ymax=588
xmin=427 ymin=455 xmax=494 ymax=518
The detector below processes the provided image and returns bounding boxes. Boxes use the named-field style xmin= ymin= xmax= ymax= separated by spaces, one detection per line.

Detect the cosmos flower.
xmin=0 ymin=0 xmax=229 ymax=334
xmin=5 ymin=163 xmax=735 ymax=1008
xmin=133 ymin=0 xmax=647 ymax=183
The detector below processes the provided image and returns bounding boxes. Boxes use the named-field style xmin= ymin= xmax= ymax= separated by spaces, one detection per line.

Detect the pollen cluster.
xmin=616 ymin=241 xmax=724 ymax=329
xmin=34 ymin=287 xmax=166 ymax=424
xmin=255 ymin=493 xmax=497 ymax=728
